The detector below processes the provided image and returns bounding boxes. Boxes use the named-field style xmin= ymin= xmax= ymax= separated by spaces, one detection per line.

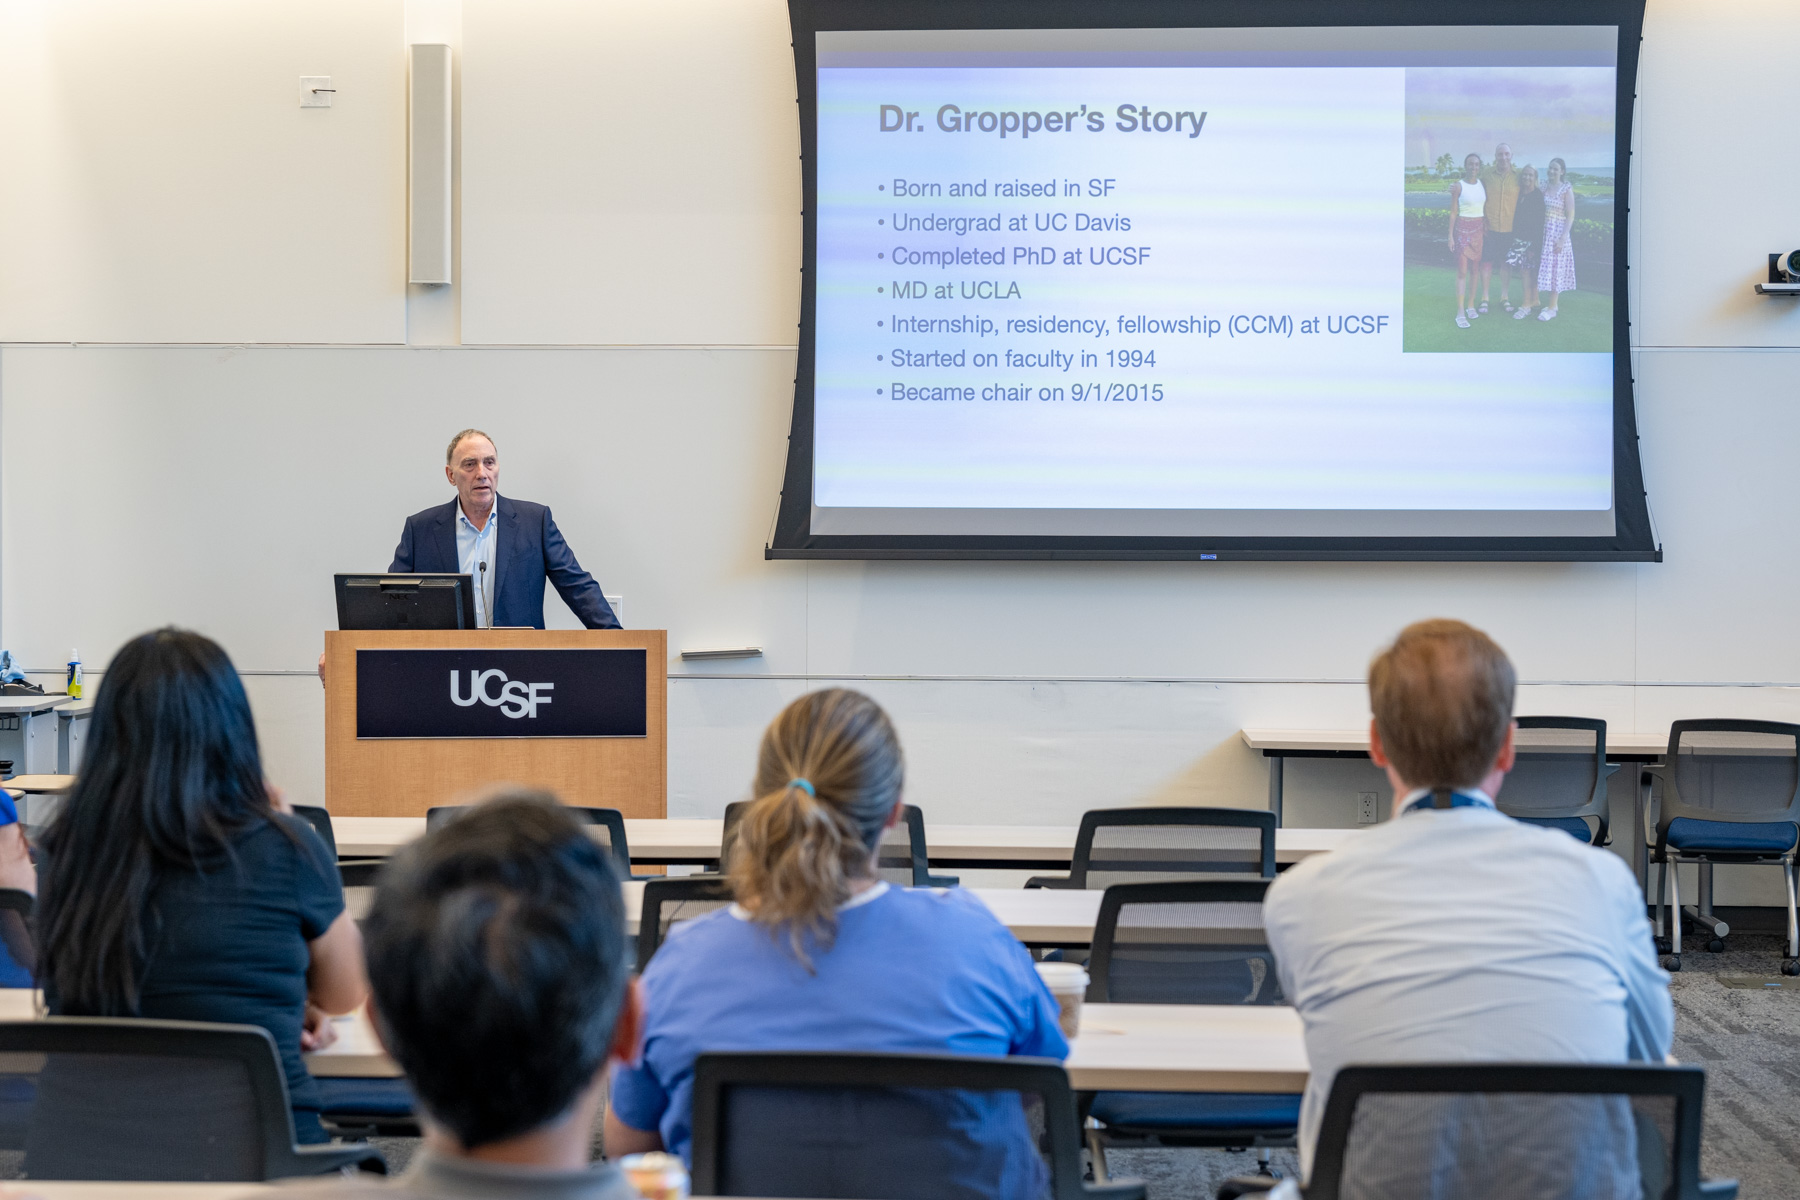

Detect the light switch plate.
xmin=300 ymin=76 xmax=333 ymax=108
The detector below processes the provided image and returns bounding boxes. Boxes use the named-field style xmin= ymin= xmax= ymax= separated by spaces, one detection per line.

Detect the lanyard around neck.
xmin=1403 ymin=789 xmax=1487 ymax=814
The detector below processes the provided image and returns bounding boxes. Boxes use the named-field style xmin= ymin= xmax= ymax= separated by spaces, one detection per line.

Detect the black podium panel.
xmin=356 ymin=648 xmax=647 ymax=739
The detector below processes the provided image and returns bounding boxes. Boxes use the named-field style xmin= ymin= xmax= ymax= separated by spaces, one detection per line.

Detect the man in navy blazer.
xmin=390 ymin=429 xmax=620 ymax=630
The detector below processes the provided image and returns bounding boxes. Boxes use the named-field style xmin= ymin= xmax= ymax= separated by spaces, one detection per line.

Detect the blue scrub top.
xmin=611 ymin=883 xmax=1068 ymax=1196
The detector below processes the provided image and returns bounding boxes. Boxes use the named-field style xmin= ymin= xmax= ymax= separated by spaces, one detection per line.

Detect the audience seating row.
xmin=10 ymin=628 xmax=1780 ymax=1199
xmin=0 ymin=872 xmax=1731 ymax=1198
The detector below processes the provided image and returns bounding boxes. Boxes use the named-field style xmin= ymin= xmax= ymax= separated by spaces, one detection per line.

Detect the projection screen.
xmin=771 ymin=0 xmax=1656 ymax=561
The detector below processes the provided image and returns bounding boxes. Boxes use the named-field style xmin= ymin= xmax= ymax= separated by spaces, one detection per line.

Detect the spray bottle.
xmin=66 ymin=649 xmax=82 ymax=699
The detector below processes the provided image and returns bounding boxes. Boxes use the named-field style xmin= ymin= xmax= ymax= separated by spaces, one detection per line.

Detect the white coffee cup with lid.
xmin=1034 ymin=961 xmax=1090 ymax=1038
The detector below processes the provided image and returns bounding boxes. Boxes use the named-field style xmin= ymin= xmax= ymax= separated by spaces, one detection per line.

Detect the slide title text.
xmin=880 ymin=104 xmax=1208 ymax=139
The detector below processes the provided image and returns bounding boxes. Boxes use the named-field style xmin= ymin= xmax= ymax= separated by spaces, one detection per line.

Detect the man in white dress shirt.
xmin=1263 ymin=618 xmax=1672 ymax=1192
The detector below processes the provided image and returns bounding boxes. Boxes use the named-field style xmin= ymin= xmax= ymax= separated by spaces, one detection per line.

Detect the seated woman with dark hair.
xmin=36 ymin=628 xmax=366 ymax=1143
xmin=605 ymin=688 xmax=1066 ymax=1199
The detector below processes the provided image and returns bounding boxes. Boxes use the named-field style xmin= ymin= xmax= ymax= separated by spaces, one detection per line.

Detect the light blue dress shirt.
xmin=455 ymin=500 xmax=498 ymax=629
xmin=1263 ymin=788 xmax=1673 ymax=1181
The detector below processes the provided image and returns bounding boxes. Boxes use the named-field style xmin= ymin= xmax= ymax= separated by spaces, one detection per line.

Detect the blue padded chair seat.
xmin=315 ymin=1076 xmax=415 ymax=1116
xmin=1090 ymin=1090 xmax=1301 ymax=1131
xmin=1666 ymin=818 xmax=1798 ymax=855
xmin=1517 ymin=816 xmax=1595 ymax=843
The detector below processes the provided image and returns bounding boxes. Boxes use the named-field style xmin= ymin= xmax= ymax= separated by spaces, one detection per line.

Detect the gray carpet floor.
xmin=1663 ymin=932 xmax=1800 ymax=1198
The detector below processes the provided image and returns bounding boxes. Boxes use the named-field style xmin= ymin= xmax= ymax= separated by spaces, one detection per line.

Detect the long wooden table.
xmin=630 ymin=881 xmax=1341 ymax=947
xmin=0 ymin=990 xmax=1308 ymax=1094
xmin=333 ymin=816 xmax=1354 ymax=870
xmin=344 ymin=878 xmax=1326 ymax=945
xmin=0 ymin=1186 xmax=801 ymax=1199
xmin=305 ymin=1001 xmax=1306 ymax=1092
xmin=0 ymin=1187 xmax=273 ymax=1199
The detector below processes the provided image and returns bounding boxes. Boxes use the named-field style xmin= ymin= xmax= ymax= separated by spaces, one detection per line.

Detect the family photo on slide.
xmin=1402 ymin=67 xmax=1614 ymax=353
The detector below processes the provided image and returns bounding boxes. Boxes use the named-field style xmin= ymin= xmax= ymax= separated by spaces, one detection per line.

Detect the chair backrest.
xmin=1086 ymin=880 xmax=1279 ymax=1005
xmin=637 ymin=875 xmax=735 ymax=971
xmin=690 ymin=1050 xmax=1095 ymax=1200
xmin=291 ymin=804 xmax=337 ymax=855
xmin=1495 ymin=717 xmax=1609 ymax=844
xmin=0 ymin=1017 xmax=304 ymax=1180
xmin=1655 ymin=720 xmax=1800 ymax=837
xmin=720 ymin=801 xmax=933 ymax=887
xmin=1307 ymin=1063 xmax=1713 ymax=1200
xmin=1069 ymin=807 xmax=1276 ymax=887
xmin=425 ymin=804 xmax=632 ymax=875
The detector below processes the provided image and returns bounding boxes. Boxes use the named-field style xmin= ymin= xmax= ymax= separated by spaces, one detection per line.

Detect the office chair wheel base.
xmin=1783 ymin=959 xmax=1800 ymax=977
xmin=1654 ymin=936 xmax=1672 ymax=954
xmin=1662 ymin=954 xmax=1681 ymax=972
xmin=1708 ymin=939 xmax=1726 ymax=954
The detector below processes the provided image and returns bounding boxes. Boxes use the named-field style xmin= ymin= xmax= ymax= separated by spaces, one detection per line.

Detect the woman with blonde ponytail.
xmin=728 ymin=687 xmax=906 ymax=960
xmin=607 ymin=690 xmax=1067 ymax=1197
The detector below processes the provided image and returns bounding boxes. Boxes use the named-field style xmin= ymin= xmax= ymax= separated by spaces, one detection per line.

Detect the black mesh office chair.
xmin=315 ymin=1077 xmax=419 ymax=1139
xmin=292 ymin=803 xmax=335 ymax=853
xmin=1642 ymin=720 xmax=1800 ymax=972
xmin=1219 ymin=1063 xmax=1735 ymax=1200
xmin=1082 ymin=880 xmax=1296 ymax=1183
xmin=427 ymin=804 xmax=652 ymax=879
xmin=637 ymin=875 xmax=735 ymax=971
xmin=1028 ymin=807 xmax=1277 ymax=889
xmin=0 ymin=1017 xmax=384 ymax=1180
xmin=1497 ymin=717 xmax=1616 ymax=845
xmin=720 ymin=801 xmax=956 ymax=887
xmin=690 ymin=1050 xmax=1145 ymax=1200
xmin=292 ymin=803 xmax=384 ymax=887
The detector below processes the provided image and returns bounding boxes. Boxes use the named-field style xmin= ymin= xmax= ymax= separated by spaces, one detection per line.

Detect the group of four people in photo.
xmin=1449 ymin=142 xmax=1579 ymax=329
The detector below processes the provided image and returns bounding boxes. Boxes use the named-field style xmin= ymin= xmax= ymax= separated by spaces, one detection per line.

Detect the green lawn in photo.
xmin=1402 ymin=263 xmax=1610 ymax=353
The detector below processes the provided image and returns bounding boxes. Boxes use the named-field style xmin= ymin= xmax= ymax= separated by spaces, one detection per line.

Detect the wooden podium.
xmin=324 ymin=629 xmax=666 ymax=818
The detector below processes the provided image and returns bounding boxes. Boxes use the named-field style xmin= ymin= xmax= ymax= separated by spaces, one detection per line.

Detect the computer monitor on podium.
xmin=335 ymin=574 xmax=477 ymax=631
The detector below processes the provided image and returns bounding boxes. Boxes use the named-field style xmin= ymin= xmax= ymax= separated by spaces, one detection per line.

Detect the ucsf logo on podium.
xmin=451 ymin=669 xmax=554 ymax=719
xmin=355 ymin=648 xmax=647 ymax=740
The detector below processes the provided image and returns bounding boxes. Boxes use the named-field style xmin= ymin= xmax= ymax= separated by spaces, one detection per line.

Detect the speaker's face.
xmin=446 ymin=435 xmax=500 ymax=518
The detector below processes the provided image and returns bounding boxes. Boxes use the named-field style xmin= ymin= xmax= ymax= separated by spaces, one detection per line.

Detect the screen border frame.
xmin=771 ymin=0 xmax=1656 ymax=562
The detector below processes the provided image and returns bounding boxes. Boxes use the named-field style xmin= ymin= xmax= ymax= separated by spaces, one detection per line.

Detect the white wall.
xmin=0 ymin=0 xmax=406 ymax=344
xmin=3 ymin=0 xmax=1799 ymax=904
xmin=459 ymin=0 xmax=802 ymax=345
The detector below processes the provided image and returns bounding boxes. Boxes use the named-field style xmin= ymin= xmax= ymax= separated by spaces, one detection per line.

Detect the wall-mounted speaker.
xmin=409 ymin=43 xmax=453 ymax=286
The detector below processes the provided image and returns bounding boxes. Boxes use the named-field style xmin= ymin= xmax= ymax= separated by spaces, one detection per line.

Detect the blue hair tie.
xmin=788 ymin=778 xmax=815 ymax=797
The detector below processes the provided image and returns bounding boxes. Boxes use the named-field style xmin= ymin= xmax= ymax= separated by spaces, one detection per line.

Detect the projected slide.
xmin=806 ymin=26 xmax=1623 ymax=540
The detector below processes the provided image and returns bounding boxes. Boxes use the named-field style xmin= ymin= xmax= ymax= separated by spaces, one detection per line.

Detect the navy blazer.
xmin=389 ymin=496 xmax=620 ymax=630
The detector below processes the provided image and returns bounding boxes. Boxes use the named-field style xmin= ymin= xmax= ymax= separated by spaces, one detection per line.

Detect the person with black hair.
xmin=289 ymin=790 xmax=644 ymax=1199
xmin=37 ymin=628 xmax=366 ymax=1143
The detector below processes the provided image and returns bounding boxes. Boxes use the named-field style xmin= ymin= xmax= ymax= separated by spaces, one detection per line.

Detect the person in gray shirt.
xmin=283 ymin=792 xmax=644 ymax=1199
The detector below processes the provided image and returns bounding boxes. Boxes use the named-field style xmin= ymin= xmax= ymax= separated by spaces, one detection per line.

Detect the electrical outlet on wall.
xmin=1357 ymin=792 xmax=1379 ymax=825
